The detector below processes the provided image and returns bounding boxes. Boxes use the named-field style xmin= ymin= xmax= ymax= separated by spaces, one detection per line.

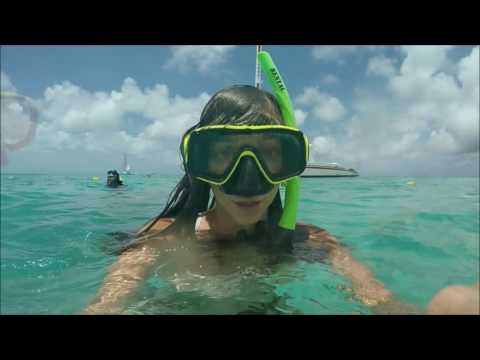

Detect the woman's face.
xmin=211 ymin=184 xmax=279 ymax=226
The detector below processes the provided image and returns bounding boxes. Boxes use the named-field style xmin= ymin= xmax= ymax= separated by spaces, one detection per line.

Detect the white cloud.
xmin=427 ymin=129 xmax=458 ymax=154
xmin=314 ymin=46 xmax=479 ymax=175
xmin=367 ymin=55 xmax=397 ymax=77
xmin=310 ymin=136 xmax=336 ymax=159
xmin=163 ymin=46 xmax=236 ymax=74
xmin=390 ymin=67 xmax=460 ymax=103
xmin=399 ymin=45 xmax=454 ymax=78
xmin=380 ymin=132 xmax=420 ymax=157
xmin=322 ymin=74 xmax=339 ymax=85
xmin=388 ymin=46 xmax=479 ymax=154
xmin=42 ymin=81 xmax=120 ymax=133
xmin=295 ymin=87 xmax=346 ymax=122
xmin=312 ymin=46 xmax=358 ymax=63
xmin=458 ymin=46 xmax=479 ymax=91
xmin=34 ymin=123 xmax=79 ymax=151
xmin=23 ymin=78 xmax=210 ymax=161
xmin=1 ymin=72 xmax=17 ymax=93
xmin=1 ymin=99 xmax=35 ymax=144
xmin=143 ymin=93 xmax=210 ymax=138
xmin=294 ymin=109 xmax=307 ymax=125
xmin=312 ymin=46 xmax=380 ymax=63
xmin=84 ymin=130 xmax=155 ymax=156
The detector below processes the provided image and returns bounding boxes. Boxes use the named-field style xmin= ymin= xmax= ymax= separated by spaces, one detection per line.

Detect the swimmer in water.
xmin=106 ymin=170 xmax=123 ymax=188
xmin=85 ymin=57 xmax=478 ymax=315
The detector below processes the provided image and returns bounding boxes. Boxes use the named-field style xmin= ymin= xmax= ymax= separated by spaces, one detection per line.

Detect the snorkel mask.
xmin=182 ymin=51 xmax=306 ymax=249
xmin=183 ymin=125 xmax=308 ymax=196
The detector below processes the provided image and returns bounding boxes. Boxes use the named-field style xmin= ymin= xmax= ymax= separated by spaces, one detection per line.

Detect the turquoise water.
xmin=1 ymin=174 xmax=479 ymax=314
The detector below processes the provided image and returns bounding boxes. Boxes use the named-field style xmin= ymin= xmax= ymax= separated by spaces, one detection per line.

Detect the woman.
xmin=85 ymin=86 xmax=478 ymax=315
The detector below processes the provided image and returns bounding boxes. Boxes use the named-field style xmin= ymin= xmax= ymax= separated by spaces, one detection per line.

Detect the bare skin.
xmin=84 ymin=244 xmax=159 ymax=315
xmin=427 ymin=283 xmax=479 ymax=315
xmin=84 ymin=187 xmax=479 ymax=315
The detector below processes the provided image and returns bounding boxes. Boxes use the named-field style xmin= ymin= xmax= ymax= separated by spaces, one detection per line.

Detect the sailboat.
xmin=121 ymin=153 xmax=134 ymax=175
xmin=302 ymin=143 xmax=359 ymax=177
xmin=301 ymin=162 xmax=359 ymax=177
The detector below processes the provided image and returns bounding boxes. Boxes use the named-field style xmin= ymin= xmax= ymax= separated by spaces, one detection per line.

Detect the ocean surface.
xmin=1 ymin=174 xmax=479 ymax=314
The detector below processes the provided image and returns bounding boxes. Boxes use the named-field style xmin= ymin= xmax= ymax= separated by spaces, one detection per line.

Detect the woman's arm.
xmin=306 ymin=226 xmax=479 ymax=314
xmin=85 ymin=218 xmax=175 ymax=315
xmin=84 ymin=244 xmax=158 ymax=314
xmin=306 ymin=227 xmax=391 ymax=306
xmin=305 ymin=226 xmax=422 ymax=314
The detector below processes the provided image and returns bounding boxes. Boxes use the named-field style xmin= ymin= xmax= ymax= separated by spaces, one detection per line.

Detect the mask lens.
xmin=186 ymin=127 xmax=307 ymax=183
xmin=208 ymin=141 xmax=238 ymax=175
xmin=256 ymin=135 xmax=283 ymax=174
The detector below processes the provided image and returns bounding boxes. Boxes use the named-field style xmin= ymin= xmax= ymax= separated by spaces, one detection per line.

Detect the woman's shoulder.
xmin=136 ymin=217 xmax=175 ymax=236
xmin=151 ymin=217 xmax=175 ymax=231
xmin=295 ymin=222 xmax=340 ymax=246
xmin=296 ymin=222 xmax=328 ymax=235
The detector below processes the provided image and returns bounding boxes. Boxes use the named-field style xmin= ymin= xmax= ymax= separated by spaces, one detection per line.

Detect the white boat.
xmin=301 ymin=163 xmax=359 ymax=177
xmin=121 ymin=154 xmax=134 ymax=175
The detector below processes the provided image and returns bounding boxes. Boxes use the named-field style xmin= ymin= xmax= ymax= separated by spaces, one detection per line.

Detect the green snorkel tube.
xmin=258 ymin=51 xmax=301 ymax=250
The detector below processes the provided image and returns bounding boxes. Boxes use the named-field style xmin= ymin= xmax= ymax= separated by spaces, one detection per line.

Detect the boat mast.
xmin=122 ymin=153 xmax=127 ymax=171
xmin=255 ymin=45 xmax=263 ymax=89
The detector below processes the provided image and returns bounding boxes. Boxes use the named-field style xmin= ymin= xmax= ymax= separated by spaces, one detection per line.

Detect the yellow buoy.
xmin=407 ymin=181 xmax=416 ymax=186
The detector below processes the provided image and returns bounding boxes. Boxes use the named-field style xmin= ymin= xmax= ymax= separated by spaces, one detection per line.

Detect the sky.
xmin=1 ymin=45 xmax=478 ymax=176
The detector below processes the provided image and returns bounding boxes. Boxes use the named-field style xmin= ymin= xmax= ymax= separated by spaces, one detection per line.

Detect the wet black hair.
xmin=133 ymin=85 xmax=285 ymax=246
xmin=107 ymin=170 xmax=123 ymax=187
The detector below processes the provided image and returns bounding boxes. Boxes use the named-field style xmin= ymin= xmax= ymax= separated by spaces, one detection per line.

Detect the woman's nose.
xmin=221 ymin=156 xmax=273 ymax=196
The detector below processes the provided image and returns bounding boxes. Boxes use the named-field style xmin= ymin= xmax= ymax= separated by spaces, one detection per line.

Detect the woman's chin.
xmin=232 ymin=211 xmax=264 ymax=226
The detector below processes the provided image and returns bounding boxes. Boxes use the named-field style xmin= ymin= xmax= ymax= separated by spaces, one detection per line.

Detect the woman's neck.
xmin=205 ymin=202 xmax=265 ymax=240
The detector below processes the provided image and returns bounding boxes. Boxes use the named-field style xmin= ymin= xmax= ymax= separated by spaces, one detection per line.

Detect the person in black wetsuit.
xmin=106 ymin=170 xmax=123 ymax=188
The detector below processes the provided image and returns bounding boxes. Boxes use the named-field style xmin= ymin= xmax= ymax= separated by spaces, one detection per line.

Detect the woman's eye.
xmin=264 ymin=148 xmax=281 ymax=158
xmin=213 ymin=147 xmax=233 ymax=160
xmin=219 ymin=148 xmax=231 ymax=155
